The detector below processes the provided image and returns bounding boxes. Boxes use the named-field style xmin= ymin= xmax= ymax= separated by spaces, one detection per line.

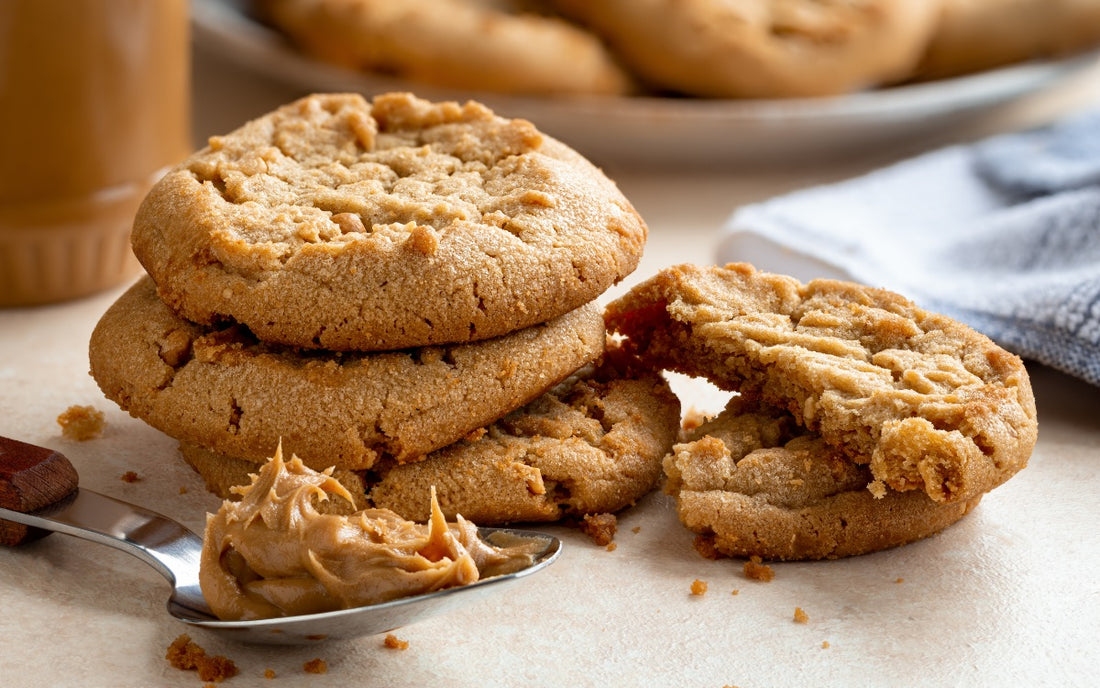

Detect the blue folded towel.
xmin=718 ymin=109 xmax=1100 ymax=386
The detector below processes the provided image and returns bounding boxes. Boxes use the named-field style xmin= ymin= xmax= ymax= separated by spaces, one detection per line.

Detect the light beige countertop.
xmin=1 ymin=36 xmax=1099 ymax=688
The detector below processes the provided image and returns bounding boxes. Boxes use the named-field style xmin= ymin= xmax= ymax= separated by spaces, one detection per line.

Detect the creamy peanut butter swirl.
xmin=199 ymin=446 xmax=537 ymax=620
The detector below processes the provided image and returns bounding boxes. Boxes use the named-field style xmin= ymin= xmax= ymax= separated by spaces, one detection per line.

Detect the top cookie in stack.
xmin=91 ymin=93 xmax=680 ymax=525
xmin=131 ymin=92 xmax=645 ymax=352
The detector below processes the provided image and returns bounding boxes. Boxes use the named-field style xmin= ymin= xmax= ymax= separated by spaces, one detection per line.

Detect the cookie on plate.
xmin=917 ymin=0 xmax=1100 ymax=79
xmin=90 ymin=276 xmax=605 ymax=471
xmin=178 ymin=348 xmax=682 ymax=524
xmin=605 ymin=263 xmax=1037 ymax=504
xmin=665 ymin=396 xmax=981 ymax=561
xmin=255 ymin=0 xmax=634 ymax=96
xmin=551 ymin=0 xmax=942 ymax=98
xmin=131 ymin=92 xmax=646 ymax=351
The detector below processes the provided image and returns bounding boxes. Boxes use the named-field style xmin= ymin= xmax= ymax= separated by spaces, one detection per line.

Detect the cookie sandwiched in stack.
xmin=606 ymin=263 xmax=1038 ymax=560
xmin=90 ymin=92 xmax=680 ymax=524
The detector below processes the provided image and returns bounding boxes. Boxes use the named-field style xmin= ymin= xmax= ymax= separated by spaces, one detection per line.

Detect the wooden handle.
xmin=0 ymin=436 xmax=80 ymax=546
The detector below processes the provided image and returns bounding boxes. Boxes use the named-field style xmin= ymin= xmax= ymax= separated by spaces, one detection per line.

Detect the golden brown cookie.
xmin=178 ymin=350 xmax=681 ymax=524
xmin=255 ymin=0 xmax=634 ymax=96
xmin=132 ymin=92 xmax=646 ymax=351
xmin=89 ymin=276 xmax=605 ymax=470
xmin=665 ymin=396 xmax=981 ymax=561
xmin=917 ymin=0 xmax=1100 ymax=80
xmin=605 ymin=263 xmax=1037 ymax=504
xmin=551 ymin=0 xmax=942 ymax=98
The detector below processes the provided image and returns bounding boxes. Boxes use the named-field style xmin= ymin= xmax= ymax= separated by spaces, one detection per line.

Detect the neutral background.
xmin=1 ymin=26 xmax=1098 ymax=688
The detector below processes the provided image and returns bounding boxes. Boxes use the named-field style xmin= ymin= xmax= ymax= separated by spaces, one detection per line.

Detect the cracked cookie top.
xmin=89 ymin=276 xmax=605 ymax=470
xmin=132 ymin=92 xmax=646 ymax=350
xmin=605 ymin=263 xmax=1037 ymax=504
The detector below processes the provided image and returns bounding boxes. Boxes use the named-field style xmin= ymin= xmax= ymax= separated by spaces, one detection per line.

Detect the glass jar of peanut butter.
xmin=0 ymin=0 xmax=190 ymax=306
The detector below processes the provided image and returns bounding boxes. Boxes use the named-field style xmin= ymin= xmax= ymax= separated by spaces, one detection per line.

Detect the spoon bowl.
xmin=0 ymin=436 xmax=561 ymax=644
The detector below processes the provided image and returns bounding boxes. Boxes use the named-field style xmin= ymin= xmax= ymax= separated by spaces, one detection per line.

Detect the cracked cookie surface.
xmin=178 ymin=347 xmax=681 ymax=524
xmin=89 ymin=276 xmax=605 ymax=470
xmin=606 ymin=263 xmax=1037 ymax=504
xmin=131 ymin=92 xmax=646 ymax=351
xmin=665 ymin=397 xmax=981 ymax=560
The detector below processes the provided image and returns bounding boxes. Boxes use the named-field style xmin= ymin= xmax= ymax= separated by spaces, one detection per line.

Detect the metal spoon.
xmin=0 ymin=436 xmax=561 ymax=644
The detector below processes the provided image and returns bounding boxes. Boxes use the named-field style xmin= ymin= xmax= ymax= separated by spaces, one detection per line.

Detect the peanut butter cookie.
xmin=89 ymin=277 xmax=605 ymax=470
xmin=551 ymin=0 xmax=941 ymax=98
xmin=916 ymin=0 xmax=1100 ymax=79
xmin=255 ymin=0 xmax=634 ymax=96
xmin=178 ymin=348 xmax=681 ymax=524
xmin=131 ymin=92 xmax=646 ymax=351
xmin=605 ymin=263 xmax=1037 ymax=504
xmin=665 ymin=397 xmax=981 ymax=560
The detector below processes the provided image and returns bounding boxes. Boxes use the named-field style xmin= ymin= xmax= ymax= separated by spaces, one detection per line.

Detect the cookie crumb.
xmin=406 ymin=224 xmax=440 ymax=255
xmin=822 ymin=641 xmax=830 ymax=649
xmin=179 ymin=486 xmax=189 ymax=494
xmin=692 ymin=534 xmax=728 ymax=560
xmin=794 ymin=607 xmax=810 ymax=623
xmin=120 ymin=471 xmax=141 ymax=483
xmin=867 ymin=480 xmax=887 ymax=499
xmin=631 ymin=526 xmax=641 ymax=534
xmin=731 ymin=589 xmax=740 ymax=596
xmin=606 ymin=542 xmax=617 ymax=552
xmin=57 ymin=404 xmax=104 ymax=440
xmin=580 ymin=512 xmax=618 ymax=546
xmin=463 ymin=427 xmax=488 ymax=442
xmin=264 ymin=668 xmax=276 ymax=679
xmin=895 ymin=577 xmax=905 ymax=584
xmin=303 ymin=658 xmax=328 ymax=674
xmin=743 ymin=556 xmax=775 ymax=582
xmin=166 ymin=634 xmax=239 ymax=683
xmin=690 ymin=579 xmax=708 ymax=596
xmin=383 ymin=634 xmax=409 ymax=650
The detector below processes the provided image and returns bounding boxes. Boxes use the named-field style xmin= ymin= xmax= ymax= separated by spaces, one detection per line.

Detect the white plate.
xmin=192 ymin=0 xmax=1100 ymax=167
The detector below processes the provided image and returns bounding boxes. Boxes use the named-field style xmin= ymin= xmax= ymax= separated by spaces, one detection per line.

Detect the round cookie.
xmin=178 ymin=350 xmax=682 ymax=525
xmin=664 ymin=396 xmax=981 ymax=561
xmin=605 ymin=263 xmax=1037 ymax=504
xmin=131 ymin=92 xmax=646 ymax=351
xmin=916 ymin=0 xmax=1100 ymax=80
xmin=89 ymin=276 xmax=605 ymax=470
xmin=254 ymin=0 xmax=634 ymax=96
xmin=550 ymin=0 xmax=942 ymax=98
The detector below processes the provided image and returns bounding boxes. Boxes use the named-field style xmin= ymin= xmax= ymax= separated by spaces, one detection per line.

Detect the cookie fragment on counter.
xmin=664 ymin=396 xmax=982 ymax=561
xmin=57 ymin=404 xmax=104 ymax=441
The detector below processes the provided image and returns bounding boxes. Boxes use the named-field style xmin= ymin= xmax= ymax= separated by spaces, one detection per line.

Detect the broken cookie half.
xmin=606 ymin=262 xmax=1037 ymax=560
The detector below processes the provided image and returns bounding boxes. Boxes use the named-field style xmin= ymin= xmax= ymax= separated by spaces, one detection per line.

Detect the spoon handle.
xmin=0 ymin=435 xmax=203 ymax=590
xmin=0 ymin=435 xmax=79 ymax=545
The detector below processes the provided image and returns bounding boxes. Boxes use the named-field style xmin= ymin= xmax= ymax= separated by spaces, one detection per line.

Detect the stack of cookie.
xmin=89 ymin=92 xmax=681 ymax=524
xmin=607 ymin=263 xmax=1038 ymax=560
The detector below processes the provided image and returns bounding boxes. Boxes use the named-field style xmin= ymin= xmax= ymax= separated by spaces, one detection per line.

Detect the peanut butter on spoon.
xmin=200 ymin=446 xmax=538 ymax=621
